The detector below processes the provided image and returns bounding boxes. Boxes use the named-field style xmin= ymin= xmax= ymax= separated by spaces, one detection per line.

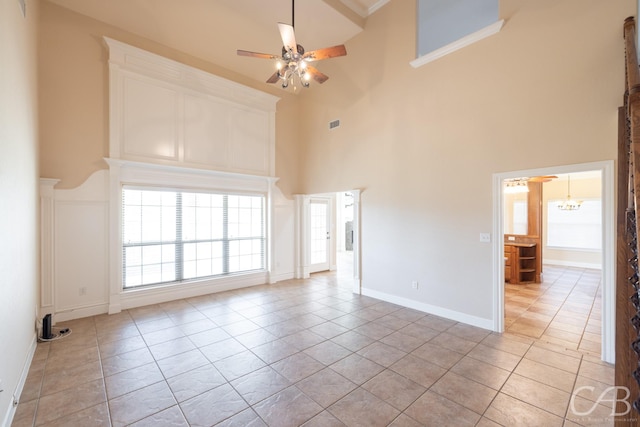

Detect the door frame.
xmin=308 ymin=197 xmax=332 ymax=273
xmin=294 ymin=190 xmax=362 ymax=294
xmin=492 ymin=160 xmax=615 ymax=363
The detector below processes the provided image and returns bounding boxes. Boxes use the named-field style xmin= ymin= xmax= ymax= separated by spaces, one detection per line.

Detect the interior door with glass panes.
xmin=309 ymin=198 xmax=330 ymax=273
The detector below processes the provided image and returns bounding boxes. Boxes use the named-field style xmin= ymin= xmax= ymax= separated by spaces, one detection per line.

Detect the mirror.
xmin=504 ymin=189 xmax=528 ymax=235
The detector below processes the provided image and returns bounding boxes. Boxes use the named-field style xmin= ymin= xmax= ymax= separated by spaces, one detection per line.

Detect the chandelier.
xmin=558 ymin=175 xmax=582 ymax=211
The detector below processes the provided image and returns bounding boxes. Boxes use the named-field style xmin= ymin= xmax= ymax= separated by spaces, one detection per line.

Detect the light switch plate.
xmin=479 ymin=233 xmax=491 ymax=243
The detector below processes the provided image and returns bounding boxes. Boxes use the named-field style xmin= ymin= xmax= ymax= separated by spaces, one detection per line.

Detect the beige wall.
xmin=0 ymin=0 xmax=40 ymax=422
xmin=38 ymin=1 xmax=302 ymax=196
xmin=296 ymin=0 xmax=632 ymax=320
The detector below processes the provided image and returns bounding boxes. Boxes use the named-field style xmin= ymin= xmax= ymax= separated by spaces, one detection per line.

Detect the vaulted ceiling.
xmin=45 ymin=0 xmax=389 ymax=84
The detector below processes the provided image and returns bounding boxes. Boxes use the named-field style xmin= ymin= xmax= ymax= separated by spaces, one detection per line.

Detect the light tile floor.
xmin=13 ymin=266 xmax=618 ymax=426
xmin=505 ymin=265 xmax=603 ymax=356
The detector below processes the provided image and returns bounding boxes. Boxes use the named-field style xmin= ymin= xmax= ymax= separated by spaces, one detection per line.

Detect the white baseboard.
xmin=118 ymin=273 xmax=269 ymax=311
xmin=271 ymin=272 xmax=295 ymax=282
xmin=54 ymin=303 xmax=109 ymax=323
xmin=544 ymin=260 xmax=602 ymax=270
xmin=2 ymin=333 xmax=37 ymax=427
xmin=361 ymin=288 xmax=494 ymax=331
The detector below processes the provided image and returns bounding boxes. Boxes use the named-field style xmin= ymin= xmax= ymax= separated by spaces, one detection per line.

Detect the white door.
xmin=309 ymin=198 xmax=330 ymax=273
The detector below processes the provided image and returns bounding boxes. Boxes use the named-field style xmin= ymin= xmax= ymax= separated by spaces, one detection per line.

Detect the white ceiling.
xmin=45 ymin=0 xmax=388 ymax=85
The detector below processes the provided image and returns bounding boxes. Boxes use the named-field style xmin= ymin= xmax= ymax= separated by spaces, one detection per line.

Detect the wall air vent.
xmin=329 ymin=119 xmax=340 ymax=130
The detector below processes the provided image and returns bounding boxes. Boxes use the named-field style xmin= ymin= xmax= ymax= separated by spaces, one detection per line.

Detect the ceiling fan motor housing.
xmin=282 ymin=44 xmax=305 ymax=57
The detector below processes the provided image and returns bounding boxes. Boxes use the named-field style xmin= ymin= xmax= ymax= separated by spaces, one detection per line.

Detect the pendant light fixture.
xmin=558 ymin=175 xmax=582 ymax=211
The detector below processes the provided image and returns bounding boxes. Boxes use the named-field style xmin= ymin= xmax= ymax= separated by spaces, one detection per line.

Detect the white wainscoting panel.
xmin=183 ymin=93 xmax=229 ymax=168
xmin=105 ymin=37 xmax=278 ymax=176
xmin=40 ymin=171 xmax=110 ymax=322
xmin=229 ymin=108 xmax=270 ymax=174
xmin=54 ymin=201 xmax=109 ymax=314
xmin=123 ymin=76 xmax=179 ymax=161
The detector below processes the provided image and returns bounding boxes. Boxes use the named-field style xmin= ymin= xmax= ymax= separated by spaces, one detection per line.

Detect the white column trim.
xmin=267 ymin=180 xmax=277 ymax=284
xmin=107 ymin=161 xmax=122 ymax=314
xmin=294 ymin=195 xmax=311 ymax=279
xmin=39 ymin=178 xmax=60 ymax=317
xmin=351 ymin=189 xmax=362 ymax=294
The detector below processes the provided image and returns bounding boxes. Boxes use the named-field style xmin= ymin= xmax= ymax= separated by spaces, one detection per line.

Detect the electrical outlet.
xmin=411 ymin=281 xmax=419 ymax=290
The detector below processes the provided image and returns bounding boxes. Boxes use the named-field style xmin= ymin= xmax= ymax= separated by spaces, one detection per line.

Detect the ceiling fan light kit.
xmin=237 ymin=0 xmax=347 ymax=90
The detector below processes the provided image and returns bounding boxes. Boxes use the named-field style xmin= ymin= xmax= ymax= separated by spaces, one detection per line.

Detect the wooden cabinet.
xmin=505 ymin=243 xmax=538 ymax=284
xmin=504 ymin=245 xmax=513 ymax=283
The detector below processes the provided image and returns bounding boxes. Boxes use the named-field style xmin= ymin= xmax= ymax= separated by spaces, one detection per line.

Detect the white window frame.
xmin=106 ymin=158 xmax=277 ymax=314
xmin=546 ymin=198 xmax=602 ymax=251
xmin=122 ymin=186 xmax=266 ymax=289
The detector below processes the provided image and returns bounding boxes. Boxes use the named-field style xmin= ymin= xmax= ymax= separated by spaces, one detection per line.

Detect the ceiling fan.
xmin=237 ymin=0 xmax=347 ymax=89
xmin=504 ymin=176 xmax=557 ymax=193
xmin=527 ymin=175 xmax=558 ymax=182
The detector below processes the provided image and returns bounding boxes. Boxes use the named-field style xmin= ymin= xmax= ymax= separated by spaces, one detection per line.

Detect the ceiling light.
xmin=504 ymin=179 xmax=529 ymax=194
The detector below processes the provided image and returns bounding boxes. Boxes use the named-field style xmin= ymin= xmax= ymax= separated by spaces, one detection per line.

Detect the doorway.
xmin=494 ymin=161 xmax=614 ymax=363
xmin=309 ymin=197 xmax=331 ymax=274
xmin=294 ymin=190 xmax=361 ymax=294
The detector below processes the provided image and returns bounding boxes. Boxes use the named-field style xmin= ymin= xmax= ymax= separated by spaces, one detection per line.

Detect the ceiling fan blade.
xmin=278 ymin=22 xmax=297 ymax=53
xmin=303 ymin=45 xmax=347 ymax=62
xmin=529 ymin=175 xmax=558 ymax=182
xmin=306 ymin=65 xmax=329 ymax=84
xmin=266 ymin=71 xmax=280 ymax=84
xmin=237 ymin=50 xmax=280 ymax=60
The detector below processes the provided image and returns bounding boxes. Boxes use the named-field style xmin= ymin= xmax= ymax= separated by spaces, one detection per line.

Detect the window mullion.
xmin=176 ymin=192 xmax=184 ymax=281
xmin=223 ymin=195 xmax=229 ymax=274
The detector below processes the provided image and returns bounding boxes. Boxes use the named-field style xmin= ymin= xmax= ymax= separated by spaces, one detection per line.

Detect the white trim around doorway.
xmin=294 ymin=190 xmax=362 ymax=295
xmin=492 ymin=160 xmax=615 ymax=364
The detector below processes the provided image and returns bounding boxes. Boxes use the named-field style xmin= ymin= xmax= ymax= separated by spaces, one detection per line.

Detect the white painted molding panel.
xmin=104 ymin=37 xmax=279 ymax=175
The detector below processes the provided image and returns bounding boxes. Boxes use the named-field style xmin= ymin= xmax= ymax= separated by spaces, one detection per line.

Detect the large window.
xmin=122 ymin=187 xmax=265 ymax=289
xmin=546 ymin=199 xmax=601 ymax=250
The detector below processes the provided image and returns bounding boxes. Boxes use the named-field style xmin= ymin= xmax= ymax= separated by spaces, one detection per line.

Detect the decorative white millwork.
xmin=39 ymin=39 xmax=291 ymax=322
xmin=39 ymin=178 xmax=59 ymax=318
xmin=104 ymin=37 xmax=279 ymax=176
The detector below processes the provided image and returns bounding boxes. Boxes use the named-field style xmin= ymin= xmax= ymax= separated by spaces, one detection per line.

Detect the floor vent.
xmin=329 ymin=119 xmax=340 ymax=130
